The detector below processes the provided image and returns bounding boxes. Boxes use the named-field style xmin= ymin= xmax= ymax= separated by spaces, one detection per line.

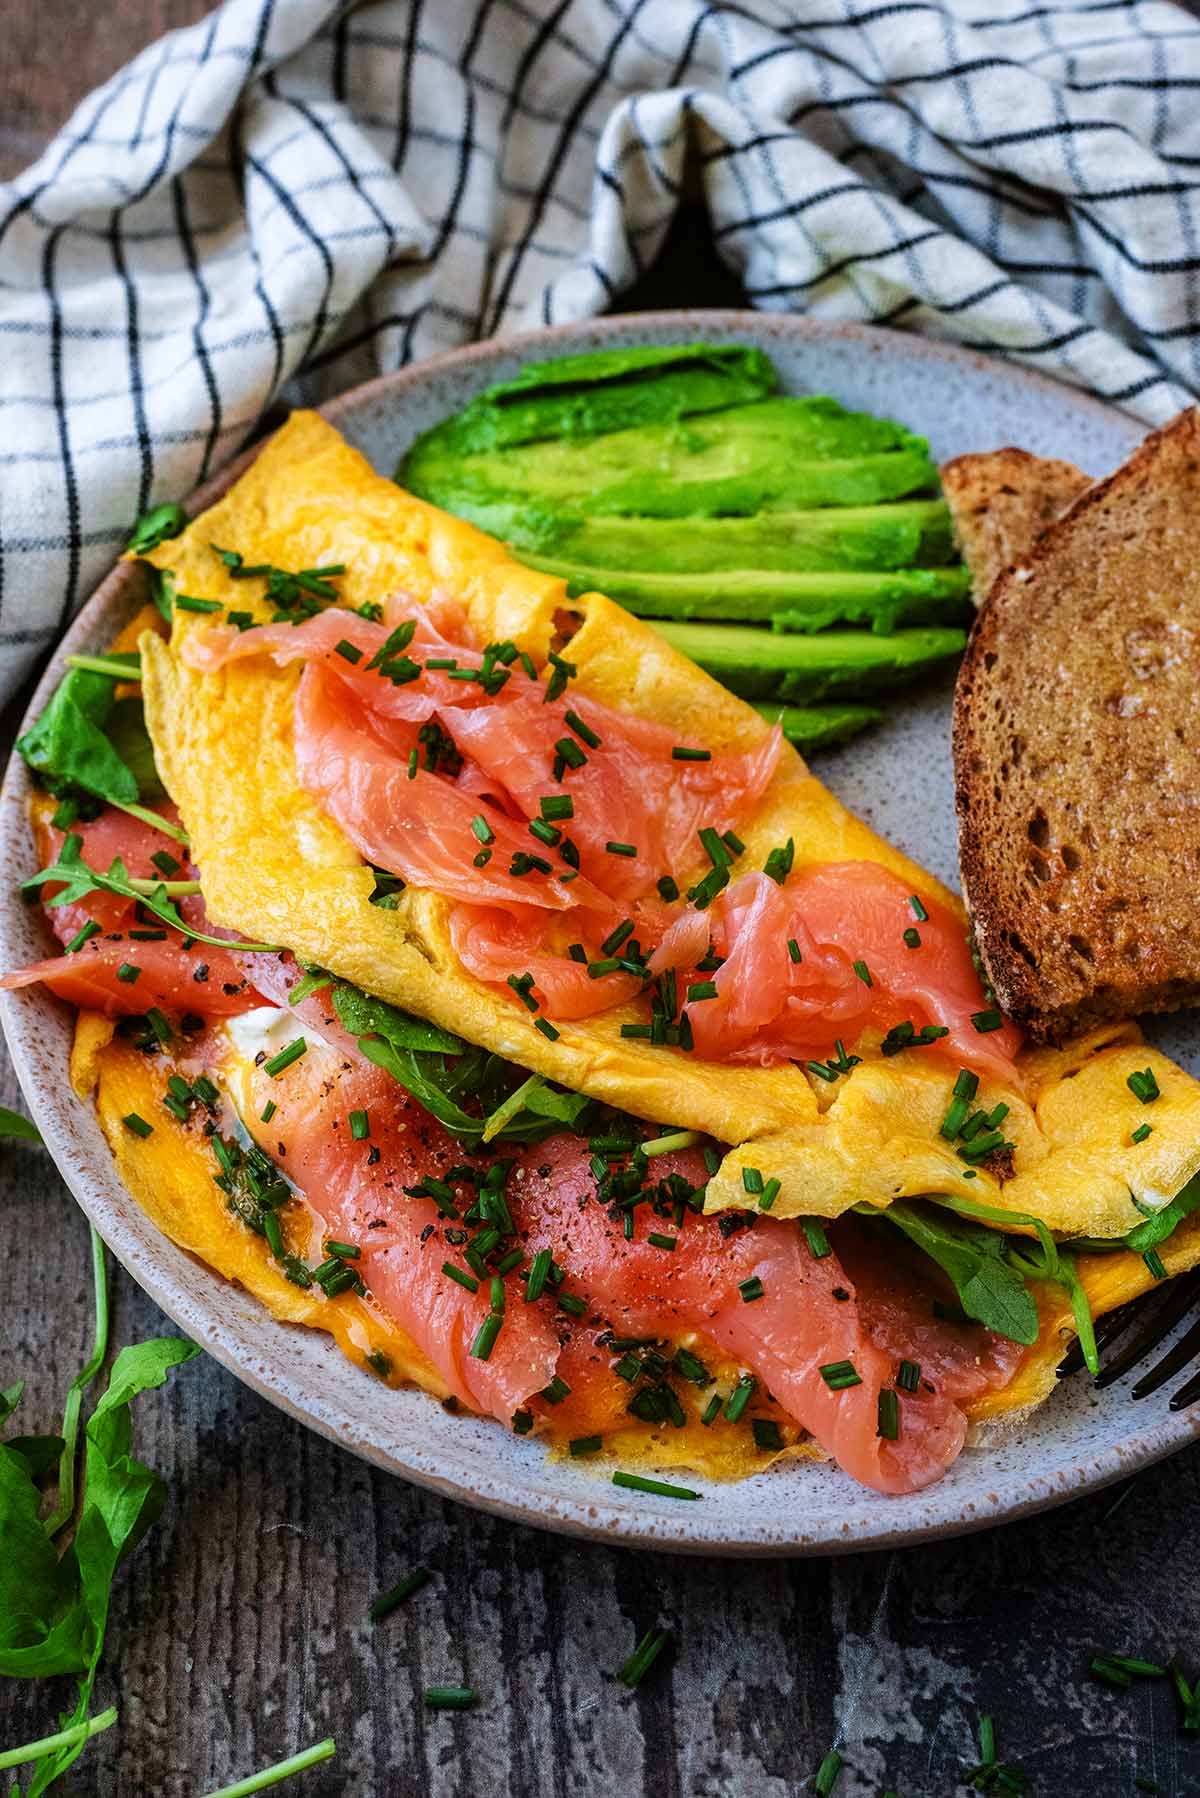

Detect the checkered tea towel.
xmin=3 ymin=0 xmax=1200 ymax=704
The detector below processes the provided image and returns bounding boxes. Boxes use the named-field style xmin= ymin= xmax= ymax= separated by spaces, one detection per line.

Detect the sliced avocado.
xmin=516 ymin=554 xmax=972 ymax=634
xmin=652 ymin=619 xmax=967 ymax=703
xmin=402 ymin=396 xmax=938 ymax=519
xmin=411 ymin=343 xmax=776 ymax=459
xmin=502 ymin=499 xmax=955 ymax=575
xmin=752 ymin=701 xmax=883 ymax=752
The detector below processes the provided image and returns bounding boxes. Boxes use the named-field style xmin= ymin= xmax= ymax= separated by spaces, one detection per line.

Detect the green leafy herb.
xmin=21 ymin=834 xmax=279 ymax=952
xmin=16 ymin=668 xmax=140 ymax=806
xmin=0 ymin=1106 xmax=40 ymax=1142
xmin=874 ymin=1200 xmax=1040 ymax=1347
xmin=126 ymin=501 xmax=187 ymax=555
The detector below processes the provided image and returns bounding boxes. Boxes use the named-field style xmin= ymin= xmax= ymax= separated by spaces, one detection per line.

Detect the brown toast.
xmin=953 ymin=408 xmax=1200 ymax=1042
xmin=941 ymin=447 xmax=1092 ymax=602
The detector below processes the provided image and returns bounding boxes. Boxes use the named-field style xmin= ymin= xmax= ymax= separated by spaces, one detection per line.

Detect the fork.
xmin=1057 ymin=1268 xmax=1200 ymax=1408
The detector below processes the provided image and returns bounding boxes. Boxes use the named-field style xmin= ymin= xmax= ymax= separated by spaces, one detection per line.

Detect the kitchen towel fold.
xmin=3 ymin=0 xmax=1200 ymax=702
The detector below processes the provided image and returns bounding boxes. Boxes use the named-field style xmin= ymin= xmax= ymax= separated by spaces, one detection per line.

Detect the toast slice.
xmin=954 ymin=409 xmax=1200 ymax=1041
xmin=941 ymin=447 xmax=1092 ymax=602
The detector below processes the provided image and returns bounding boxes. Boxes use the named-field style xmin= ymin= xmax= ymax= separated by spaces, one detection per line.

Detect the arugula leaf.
xmin=105 ymin=696 xmax=164 ymax=801
xmin=1126 ymin=1171 xmax=1200 ymax=1255
xmin=331 ymin=981 xmax=463 ymax=1055
xmin=0 ymin=1107 xmax=40 ymax=1142
xmin=358 ymin=1036 xmax=484 ymax=1141
xmin=873 ymin=1201 xmax=1041 ymax=1346
xmin=16 ymin=670 xmax=139 ymax=807
xmin=21 ymin=836 xmax=280 ymax=954
xmin=0 ymin=1332 xmax=199 ymax=1794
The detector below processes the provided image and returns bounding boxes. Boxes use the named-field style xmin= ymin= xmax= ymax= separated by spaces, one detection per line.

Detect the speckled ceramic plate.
xmin=3 ymin=313 xmax=1197 ymax=1555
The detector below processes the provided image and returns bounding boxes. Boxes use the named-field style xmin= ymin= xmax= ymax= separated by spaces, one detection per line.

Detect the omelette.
xmin=8 ymin=408 xmax=1200 ymax=1499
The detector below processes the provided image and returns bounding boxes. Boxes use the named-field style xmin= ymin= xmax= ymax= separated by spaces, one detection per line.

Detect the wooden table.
xmin=4 ymin=12 xmax=1200 ymax=1796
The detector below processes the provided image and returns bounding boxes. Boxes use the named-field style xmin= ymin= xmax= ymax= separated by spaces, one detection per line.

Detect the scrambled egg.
xmin=138 ymin=411 xmax=1200 ymax=1243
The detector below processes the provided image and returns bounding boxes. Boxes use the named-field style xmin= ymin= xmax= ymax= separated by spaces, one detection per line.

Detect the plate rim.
xmin=5 ymin=309 xmax=1193 ymax=1557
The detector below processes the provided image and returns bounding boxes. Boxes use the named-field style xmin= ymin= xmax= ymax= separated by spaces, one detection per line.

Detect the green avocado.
xmin=652 ymin=620 xmax=967 ymax=703
xmin=517 ymin=554 xmax=972 ymax=634
xmin=413 ymin=343 xmax=776 ymax=460
xmin=750 ymin=701 xmax=884 ymax=752
xmin=402 ymin=395 xmax=938 ymax=519
xmin=500 ymin=498 xmax=956 ymax=574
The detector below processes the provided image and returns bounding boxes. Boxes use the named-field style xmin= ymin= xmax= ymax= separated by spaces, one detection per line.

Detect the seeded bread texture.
xmin=941 ymin=447 xmax=1092 ymax=603
xmin=953 ymin=409 xmax=1200 ymax=1041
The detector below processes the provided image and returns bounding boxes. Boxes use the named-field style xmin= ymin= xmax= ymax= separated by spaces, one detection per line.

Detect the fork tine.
xmin=1093 ymin=1269 xmax=1200 ymax=1390
xmin=1168 ymin=1366 xmax=1200 ymax=1411
xmin=1129 ymin=1313 xmax=1200 ymax=1399
xmin=1057 ymin=1297 xmax=1146 ymax=1378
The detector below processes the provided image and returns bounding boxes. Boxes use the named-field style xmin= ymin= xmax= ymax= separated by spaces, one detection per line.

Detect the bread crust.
xmin=941 ymin=446 xmax=1091 ymax=604
xmin=954 ymin=409 xmax=1200 ymax=1041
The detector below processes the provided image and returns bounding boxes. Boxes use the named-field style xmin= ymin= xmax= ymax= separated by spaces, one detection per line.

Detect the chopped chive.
xmin=903 ymin=926 xmax=921 ymax=949
xmin=349 ymin=1109 xmax=370 ymax=1141
xmin=613 ymin=1471 xmax=700 ymax=1499
xmin=334 ymin=639 xmax=363 ymax=664
xmin=1144 ymin=1248 xmax=1168 ymax=1281
xmin=601 ymin=919 xmax=635 ymax=956
xmin=472 ymin=848 xmax=492 ymax=868
xmin=407 ymin=749 xmax=419 ymax=779
xmin=620 ymin=1023 xmax=653 ymax=1039
xmin=687 ymin=980 xmax=718 ymax=1002
xmin=815 ymin=1750 xmax=843 ymax=1796
xmin=641 ymin=1129 xmax=700 ymax=1158
xmin=722 ymin=831 xmax=745 ymax=857
xmin=647 ymin=1232 xmax=677 ymax=1252
xmin=1128 ymin=1067 xmax=1161 ymax=1104
xmin=554 ymin=735 xmax=587 ymax=770
xmin=564 ymin=708 xmax=600 ymax=748
xmin=534 ymin=1018 xmax=560 ymax=1041
xmin=786 ymin=938 xmax=802 ymax=964
xmin=443 ymin=1263 xmax=480 ymax=1294
xmin=528 ymin=817 xmax=560 ymax=846
xmin=569 ymin=1434 xmax=602 ymax=1457
xmin=671 ymin=746 xmax=711 ymax=762
xmin=174 ymin=593 xmax=224 ymax=614
xmin=506 ymin=971 xmax=539 ymax=1012
xmin=852 ymin=959 xmax=872 ymax=987
xmin=423 ymin=1687 xmax=478 ymax=1710
xmin=369 ymin=1567 xmax=430 ymax=1621
xmin=470 ymin=1312 xmax=503 ymax=1361
xmin=525 ymin=1249 xmax=552 ymax=1303
xmin=763 ymin=837 xmax=795 ymax=886
xmin=588 ymin=957 xmax=623 ymax=979
xmin=65 ymin=920 xmax=101 ymax=953
xmin=260 ymin=1099 xmax=277 ymax=1124
xmin=742 ymin=1167 xmax=764 ymax=1195
xmin=116 ymin=962 xmax=141 ymax=984
xmin=262 ymin=1212 xmax=284 ymax=1257
xmin=897 ymin=1359 xmax=921 ymax=1392
xmin=471 ymin=814 xmax=495 ymax=846
xmin=877 ymin=1389 xmax=900 ymax=1440
xmin=752 ymin=1418 xmax=784 ymax=1452
xmin=700 ymin=1393 xmax=722 ymax=1426
xmin=738 ymin=1276 xmax=764 ymax=1303
xmin=605 ymin=840 xmax=637 ymax=858
xmin=512 ymin=1408 xmax=534 ymax=1435
xmin=657 ymin=875 xmax=680 ymax=902
xmin=801 ymin=1219 xmax=831 ymax=1258
xmin=122 ymin=1112 xmax=153 ymax=1138
xmin=192 ymin=1075 xmax=219 ymax=1107
xmin=757 ymin=1178 xmax=781 ymax=1213
xmin=556 ymin=1290 xmax=587 ymax=1317
xmin=699 ymin=826 xmax=730 ymax=868
xmin=909 ymin=895 xmax=929 ymax=921
xmin=673 ymin=1348 xmax=710 ymax=1385
xmin=617 ymin=1627 xmax=671 ymax=1691
xmin=264 ymin=1037 xmax=307 ymax=1077
xmin=540 ymin=1375 xmax=570 ymax=1404
xmin=819 ymin=1360 xmax=862 ymax=1391
xmin=971 ymin=1009 xmax=1004 ymax=1034
xmin=724 ymin=1375 xmax=756 ymax=1424
xmin=1132 ymin=1123 xmax=1153 ymax=1144
xmin=145 ymin=1007 xmax=173 ymax=1047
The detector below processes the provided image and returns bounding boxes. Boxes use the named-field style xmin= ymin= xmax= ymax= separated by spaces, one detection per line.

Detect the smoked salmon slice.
xmin=2 ymin=805 xmax=261 ymax=1019
xmin=231 ymin=1036 xmax=1020 ymax=1494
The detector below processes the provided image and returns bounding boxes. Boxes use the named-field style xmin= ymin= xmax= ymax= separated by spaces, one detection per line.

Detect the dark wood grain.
xmin=4 ymin=7 xmax=1200 ymax=1796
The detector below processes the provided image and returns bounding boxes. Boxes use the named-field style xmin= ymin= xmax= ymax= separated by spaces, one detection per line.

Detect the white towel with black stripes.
xmin=3 ymin=0 xmax=1200 ymax=703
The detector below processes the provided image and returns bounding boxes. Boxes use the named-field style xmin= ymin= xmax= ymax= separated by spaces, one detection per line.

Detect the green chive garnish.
xmin=671 ymin=746 xmax=711 ymax=762
xmin=612 ymin=1471 xmax=700 ymax=1500
xmin=264 ymin=1037 xmax=307 ymax=1077
xmin=470 ymin=1312 xmax=503 ymax=1361
xmin=565 ymin=708 xmax=600 ymax=748
xmin=903 ymin=926 xmax=921 ymax=949
xmin=617 ymin=1628 xmax=671 ymax=1690
xmin=738 ymin=1276 xmax=764 ymax=1303
xmin=350 ymin=1109 xmax=370 ymax=1140
xmin=819 ymin=1360 xmax=862 ymax=1390
xmin=752 ymin=1418 xmax=783 ymax=1451
xmin=757 ymin=1178 xmax=781 ymax=1213
xmin=369 ymin=1567 xmax=430 ymax=1621
xmin=1132 ymin=1123 xmax=1153 ymax=1143
xmin=65 ymin=919 xmax=102 ymax=953
xmin=122 ymin=1112 xmax=153 ymax=1138
xmin=1128 ymin=1068 xmax=1161 ymax=1104
xmin=116 ymin=962 xmax=141 ymax=984
xmin=569 ymin=1435 xmax=602 ymax=1457
xmin=897 ymin=1360 xmax=921 ymax=1392
xmin=725 ymin=1375 xmax=756 ymax=1423
xmin=540 ymin=1376 xmax=570 ymax=1404
xmin=534 ymin=1018 xmax=560 ymax=1041
xmin=909 ymin=895 xmax=928 ymax=921
xmin=786 ymin=938 xmax=802 ymax=964
xmin=260 ymin=1100 xmax=277 ymax=1123
xmin=700 ymin=1394 xmax=722 ymax=1426
xmin=657 ymin=876 xmax=680 ymax=902
xmin=605 ymin=841 xmax=637 ymax=858
xmin=334 ymin=639 xmax=362 ymax=664
xmin=443 ymin=1264 xmax=479 ymax=1294
xmin=852 ymin=959 xmax=872 ymax=987
xmin=513 ymin=1408 xmax=534 ymax=1435
xmin=815 ymin=1750 xmax=843 ymax=1796
xmin=877 ymin=1389 xmax=900 ymax=1440
xmin=801 ymin=1219 xmax=830 ymax=1258
xmin=540 ymin=794 xmax=574 ymax=821
xmin=175 ymin=593 xmax=224 ymax=614
xmin=471 ymin=814 xmax=495 ymax=846
xmin=647 ymin=1232 xmax=677 ymax=1252
xmin=687 ymin=980 xmax=718 ymax=1002
xmin=423 ymin=1687 xmax=478 ymax=1710
xmin=971 ymin=1009 xmax=1004 ymax=1034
